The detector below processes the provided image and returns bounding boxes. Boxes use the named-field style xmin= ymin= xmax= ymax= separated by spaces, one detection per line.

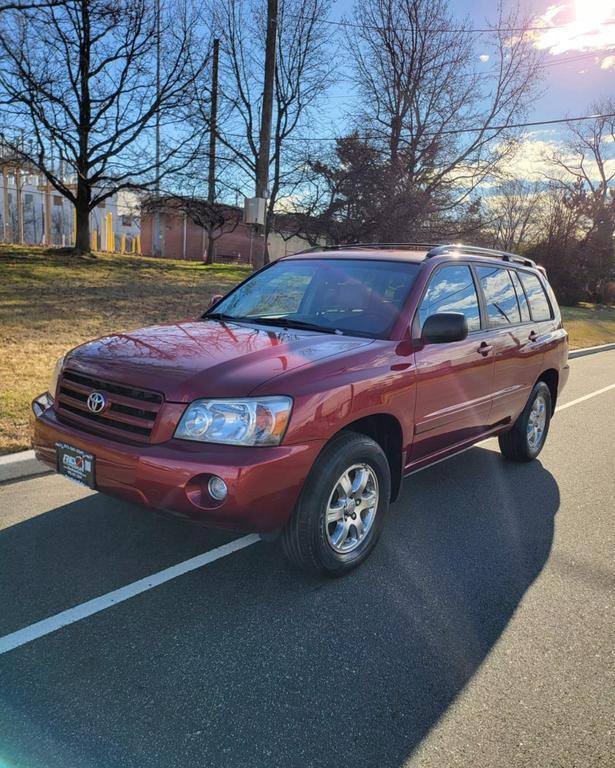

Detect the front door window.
xmin=418 ymin=265 xmax=481 ymax=333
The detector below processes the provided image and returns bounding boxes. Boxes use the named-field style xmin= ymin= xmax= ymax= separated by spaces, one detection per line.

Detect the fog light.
xmin=32 ymin=392 xmax=54 ymax=417
xmin=208 ymin=475 xmax=228 ymax=502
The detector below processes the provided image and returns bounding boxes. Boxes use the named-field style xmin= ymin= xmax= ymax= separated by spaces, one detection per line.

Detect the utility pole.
xmin=254 ymin=0 xmax=278 ymax=269
xmin=152 ymin=0 xmax=162 ymax=257
xmin=205 ymin=38 xmax=220 ymax=265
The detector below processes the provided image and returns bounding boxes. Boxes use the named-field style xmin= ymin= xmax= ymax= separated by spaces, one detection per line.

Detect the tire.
xmin=281 ymin=431 xmax=391 ymax=576
xmin=498 ymin=381 xmax=552 ymax=462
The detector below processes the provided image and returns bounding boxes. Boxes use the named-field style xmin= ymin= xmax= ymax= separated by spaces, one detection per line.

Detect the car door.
xmin=474 ymin=265 xmax=545 ymax=424
xmin=409 ymin=263 xmax=495 ymax=462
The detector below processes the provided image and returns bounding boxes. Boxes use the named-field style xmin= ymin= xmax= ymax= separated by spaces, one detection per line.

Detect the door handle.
xmin=528 ymin=329 xmax=538 ymax=342
xmin=477 ymin=342 xmax=493 ymax=356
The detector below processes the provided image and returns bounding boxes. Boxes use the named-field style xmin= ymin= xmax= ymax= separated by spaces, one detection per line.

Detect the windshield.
xmin=205 ymin=258 xmax=420 ymax=338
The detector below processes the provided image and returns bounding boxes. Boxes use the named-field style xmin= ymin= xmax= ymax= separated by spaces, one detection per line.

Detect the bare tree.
xmin=0 ymin=0 xmax=209 ymax=253
xmin=202 ymin=0 xmax=334 ymax=266
xmin=490 ymin=177 xmax=542 ymax=252
xmin=545 ymin=101 xmax=615 ymax=297
xmin=0 ymin=0 xmax=61 ymax=10
xmin=345 ymin=0 xmax=542 ymax=240
xmin=548 ymin=101 xmax=615 ymax=206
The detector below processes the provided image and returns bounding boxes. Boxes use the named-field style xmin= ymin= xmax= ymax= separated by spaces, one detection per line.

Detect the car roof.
xmin=283 ymin=248 xmax=427 ymax=264
xmin=283 ymin=245 xmax=539 ymax=271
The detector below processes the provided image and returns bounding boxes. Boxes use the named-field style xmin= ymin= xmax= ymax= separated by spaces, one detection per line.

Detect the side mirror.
xmin=421 ymin=312 xmax=468 ymax=344
xmin=209 ymin=293 xmax=224 ymax=307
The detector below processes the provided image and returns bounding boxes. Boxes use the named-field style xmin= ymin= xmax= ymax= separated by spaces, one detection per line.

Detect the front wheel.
xmin=281 ymin=432 xmax=391 ymax=576
xmin=498 ymin=381 xmax=552 ymax=462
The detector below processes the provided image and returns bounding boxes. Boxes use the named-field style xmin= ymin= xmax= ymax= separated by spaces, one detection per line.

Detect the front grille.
xmin=56 ymin=370 xmax=164 ymax=443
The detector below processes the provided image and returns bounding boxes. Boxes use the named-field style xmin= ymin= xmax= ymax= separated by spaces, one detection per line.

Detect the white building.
xmin=0 ymin=163 xmax=140 ymax=250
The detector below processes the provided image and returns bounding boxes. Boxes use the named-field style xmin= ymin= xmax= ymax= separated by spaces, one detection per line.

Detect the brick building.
xmin=140 ymin=202 xmax=316 ymax=263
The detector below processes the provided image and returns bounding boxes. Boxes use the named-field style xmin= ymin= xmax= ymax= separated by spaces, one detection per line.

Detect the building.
xmin=1 ymin=158 xmax=319 ymax=260
xmin=0 ymin=154 xmax=139 ymax=249
xmin=140 ymin=199 xmax=316 ymax=263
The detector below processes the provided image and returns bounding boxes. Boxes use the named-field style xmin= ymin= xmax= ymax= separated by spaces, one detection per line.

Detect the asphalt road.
xmin=1 ymin=351 xmax=614 ymax=768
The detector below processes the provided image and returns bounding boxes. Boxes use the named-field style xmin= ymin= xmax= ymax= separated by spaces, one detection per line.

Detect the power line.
xmin=541 ymin=49 xmax=615 ymax=68
xmin=320 ymin=15 xmax=615 ymax=36
xmin=433 ymin=111 xmax=615 ymax=136
xmin=222 ymin=111 xmax=615 ymax=143
xmin=319 ymin=48 xmax=615 ymax=98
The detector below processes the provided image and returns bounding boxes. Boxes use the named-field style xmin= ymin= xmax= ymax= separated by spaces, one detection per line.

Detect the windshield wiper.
xmin=203 ymin=311 xmax=242 ymax=322
xmin=246 ymin=317 xmax=341 ymax=335
xmin=203 ymin=312 xmax=341 ymax=335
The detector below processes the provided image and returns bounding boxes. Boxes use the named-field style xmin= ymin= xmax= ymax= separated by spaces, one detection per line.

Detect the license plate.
xmin=56 ymin=442 xmax=96 ymax=489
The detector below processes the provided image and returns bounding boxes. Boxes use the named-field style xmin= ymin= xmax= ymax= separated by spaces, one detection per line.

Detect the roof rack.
xmin=425 ymin=244 xmax=537 ymax=268
xmin=294 ymin=241 xmax=537 ymax=268
xmin=296 ymin=242 xmax=438 ymax=254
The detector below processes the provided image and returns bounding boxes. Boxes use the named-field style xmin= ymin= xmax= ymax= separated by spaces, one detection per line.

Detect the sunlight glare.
xmin=533 ymin=0 xmax=615 ymax=58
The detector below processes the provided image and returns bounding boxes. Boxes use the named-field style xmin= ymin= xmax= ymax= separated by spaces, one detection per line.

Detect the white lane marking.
xmin=1 ymin=381 xmax=615 ymax=656
xmin=557 ymin=383 xmax=615 ymax=411
xmin=0 ymin=534 xmax=259 ymax=655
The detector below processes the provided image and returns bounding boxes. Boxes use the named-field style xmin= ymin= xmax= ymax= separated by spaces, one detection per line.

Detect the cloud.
xmin=502 ymin=138 xmax=563 ymax=181
xmin=498 ymin=136 xmax=615 ymax=182
xmin=529 ymin=1 xmax=615 ymax=60
xmin=601 ymin=54 xmax=615 ymax=68
xmin=479 ymin=54 xmax=489 ymax=62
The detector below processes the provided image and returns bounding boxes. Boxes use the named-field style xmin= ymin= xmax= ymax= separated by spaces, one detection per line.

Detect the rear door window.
xmin=509 ymin=270 xmax=531 ymax=322
xmin=518 ymin=271 xmax=553 ymax=321
xmin=418 ymin=264 xmax=481 ymax=333
xmin=476 ymin=266 xmax=521 ymax=327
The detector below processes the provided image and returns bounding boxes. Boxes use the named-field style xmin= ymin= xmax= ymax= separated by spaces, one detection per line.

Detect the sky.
xmin=321 ymin=0 xmax=615 ymax=178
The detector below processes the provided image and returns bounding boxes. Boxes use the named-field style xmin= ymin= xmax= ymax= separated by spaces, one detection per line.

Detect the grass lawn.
xmin=560 ymin=303 xmax=615 ymax=349
xmin=1 ymin=245 xmax=614 ymax=455
xmin=0 ymin=246 xmax=250 ymax=455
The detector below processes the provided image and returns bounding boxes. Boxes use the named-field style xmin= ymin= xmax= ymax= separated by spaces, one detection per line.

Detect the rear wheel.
xmin=498 ymin=381 xmax=552 ymax=462
xmin=281 ymin=432 xmax=391 ymax=576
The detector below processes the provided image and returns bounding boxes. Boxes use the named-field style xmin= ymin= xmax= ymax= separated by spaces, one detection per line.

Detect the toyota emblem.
xmin=87 ymin=391 xmax=108 ymax=414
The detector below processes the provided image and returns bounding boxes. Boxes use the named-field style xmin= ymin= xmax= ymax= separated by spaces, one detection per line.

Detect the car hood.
xmin=65 ymin=319 xmax=374 ymax=402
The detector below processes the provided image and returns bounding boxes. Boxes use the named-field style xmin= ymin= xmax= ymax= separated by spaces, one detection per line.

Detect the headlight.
xmin=49 ymin=355 xmax=65 ymax=399
xmin=174 ymin=396 xmax=293 ymax=446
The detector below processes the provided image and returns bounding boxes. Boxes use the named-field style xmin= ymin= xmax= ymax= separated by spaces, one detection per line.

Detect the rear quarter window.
xmin=518 ymin=271 xmax=553 ymax=322
xmin=509 ymin=270 xmax=531 ymax=322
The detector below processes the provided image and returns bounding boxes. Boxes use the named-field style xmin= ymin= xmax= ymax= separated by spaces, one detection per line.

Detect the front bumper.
xmin=32 ymin=396 xmax=324 ymax=532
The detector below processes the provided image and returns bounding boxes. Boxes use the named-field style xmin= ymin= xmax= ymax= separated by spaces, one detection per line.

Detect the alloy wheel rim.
xmin=527 ymin=393 xmax=547 ymax=450
xmin=325 ymin=463 xmax=379 ymax=553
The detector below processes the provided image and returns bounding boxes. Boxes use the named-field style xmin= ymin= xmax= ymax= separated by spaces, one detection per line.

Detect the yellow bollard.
xmin=120 ymin=233 xmax=126 ymax=253
xmin=106 ymin=212 xmax=113 ymax=252
xmin=135 ymin=234 xmax=141 ymax=255
xmin=91 ymin=230 xmax=98 ymax=251
xmin=73 ymin=206 xmax=77 ymax=246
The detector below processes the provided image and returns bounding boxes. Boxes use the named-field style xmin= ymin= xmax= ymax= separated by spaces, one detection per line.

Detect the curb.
xmin=568 ymin=342 xmax=615 ymax=359
xmin=1 ymin=341 xmax=614 ymax=485
xmin=0 ymin=450 xmax=50 ymax=485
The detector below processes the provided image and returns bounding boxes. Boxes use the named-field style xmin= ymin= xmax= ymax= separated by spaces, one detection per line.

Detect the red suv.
xmin=32 ymin=244 xmax=569 ymax=575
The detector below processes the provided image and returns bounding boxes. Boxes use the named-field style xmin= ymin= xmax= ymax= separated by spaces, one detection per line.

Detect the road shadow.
xmin=0 ymin=445 xmax=559 ymax=768
xmin=0 ymin=487 xmax=236 ymax=636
